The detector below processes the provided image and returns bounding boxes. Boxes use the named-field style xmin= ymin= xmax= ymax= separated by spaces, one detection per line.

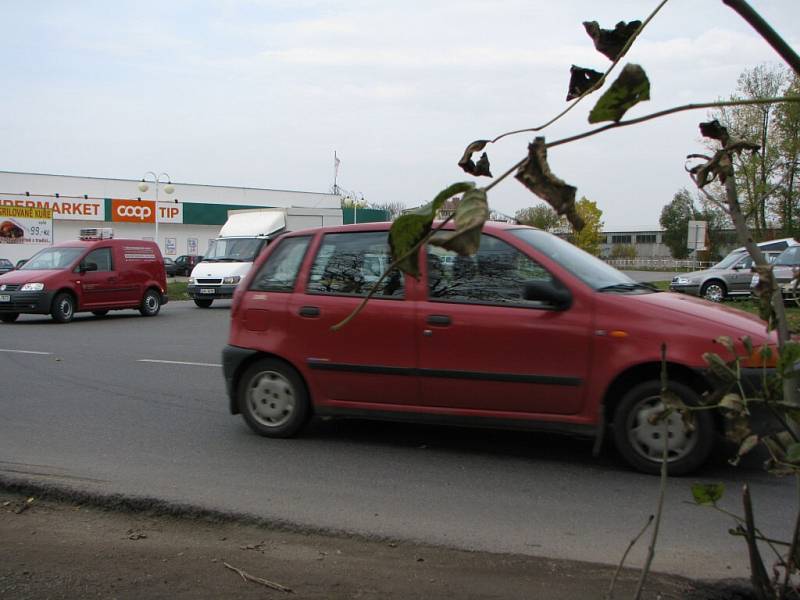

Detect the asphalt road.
xmin=0 ymin=300 xmax=793 ymax=580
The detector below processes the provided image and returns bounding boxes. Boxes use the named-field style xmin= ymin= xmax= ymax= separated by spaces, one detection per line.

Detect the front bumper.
xmin=669 ymin=284 xmax=700 ymax=296
xmin=222 ymin=344 xmax=260 ymax=414
xmin=188 ymin=284 xmax=238 ymax=300
xmin=0 ymin=290 xmax=55 ymax=314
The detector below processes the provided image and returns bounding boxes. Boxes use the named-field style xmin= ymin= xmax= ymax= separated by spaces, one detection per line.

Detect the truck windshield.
xmin=509 ymin=228 xmax=652 ymax=292
xmin=19 ymin=247 xmax=84 ymax=270
xmin=204 ymin=238 xmax=264 ymax=262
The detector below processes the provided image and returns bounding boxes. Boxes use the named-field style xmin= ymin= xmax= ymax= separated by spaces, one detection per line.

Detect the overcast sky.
xmin=2 ymin=1 xmax=799 ymax=229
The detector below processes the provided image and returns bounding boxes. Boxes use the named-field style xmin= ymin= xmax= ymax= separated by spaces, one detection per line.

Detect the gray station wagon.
xmin=670 ymin=238 xmax=794 ymax=302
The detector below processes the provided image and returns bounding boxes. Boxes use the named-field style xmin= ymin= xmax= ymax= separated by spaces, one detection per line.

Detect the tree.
xmin=775 ymin=74 xmax=800 ymax=237
xmin=568 ymin=197 xmax=603 ymax=256
xmin=515 ymin=204 xmax=562 ymax=231
xmin=659 ymin=189 xmax=695 ymax=259
xmin=715 ymin=65 xmax=788 ymax=236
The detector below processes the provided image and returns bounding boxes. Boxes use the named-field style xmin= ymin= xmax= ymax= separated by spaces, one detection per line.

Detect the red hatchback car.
xmin=223 ymin=222 xmax=775 ymax=474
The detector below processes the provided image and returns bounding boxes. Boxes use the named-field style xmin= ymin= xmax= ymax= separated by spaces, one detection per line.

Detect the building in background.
xmin=0 ymin=171 xmax=386 ymax=264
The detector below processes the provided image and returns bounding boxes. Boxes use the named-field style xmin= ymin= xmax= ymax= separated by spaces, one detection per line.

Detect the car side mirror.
xmin=80 ymin=262 xmax=98 ymax=273
xmin=523 ymin=279 xmax=572 ymax=310
xmin=732 ymin=264 xmax=741 ymax=271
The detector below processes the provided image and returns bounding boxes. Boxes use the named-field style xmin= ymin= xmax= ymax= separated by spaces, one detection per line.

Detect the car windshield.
xmin=204 ymin=238 xmax=264 ymax=262
xmin=712 ymin=251 xmax=746 ymax=269
xmin=19 ymin=247 xmax=84 ymax=270
xmin=509 ymin=228 xmax=654 ymax=292
xmin=774 ymin=246 xmax=800 ymax=266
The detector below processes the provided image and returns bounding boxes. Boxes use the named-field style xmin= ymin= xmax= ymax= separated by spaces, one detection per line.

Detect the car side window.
xmin=427 ymin=234 xmax=552 ymax=306
xmin=250 ymin=236 xmax=311 ymax=292
xmin=307 ymin=231 xmax=404 ymax=298
xmin=737 ymin=256 xmax=754 ymax=270
xmin=81 ymin=248 xmax=113 ymax=272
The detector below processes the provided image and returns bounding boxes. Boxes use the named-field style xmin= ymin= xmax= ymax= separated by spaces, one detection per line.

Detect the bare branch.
xmin=723 ymin=0 xmax=800 ymax=75
xmin=606 ymin=515 xmax=654 ymax=600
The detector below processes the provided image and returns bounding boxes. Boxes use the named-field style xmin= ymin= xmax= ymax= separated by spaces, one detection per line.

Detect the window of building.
xmin=635 ymin=234 xmax=657 ymax=244
xmin=611 ymin=235 xmax=632 ymax=244
xmin=307 ymin=231 xmax=404 ymax=297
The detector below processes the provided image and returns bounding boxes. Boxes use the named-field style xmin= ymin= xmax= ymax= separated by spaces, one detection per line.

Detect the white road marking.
xmin=137 ymin=359 xmax=222 ymax=368
xmin=0 ymin=348 xmax=52 ymax=355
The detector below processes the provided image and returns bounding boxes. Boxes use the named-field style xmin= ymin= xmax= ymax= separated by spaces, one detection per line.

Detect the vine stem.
xmin=722 ymin=0 xmax=800 ymax=75
xmin=484 ymin=96 xmax=800 ymax=195
xmin=491 ymin=0 xmax=670 ymax=144
xmin=606 ymin=515 xmax=654 ymax=600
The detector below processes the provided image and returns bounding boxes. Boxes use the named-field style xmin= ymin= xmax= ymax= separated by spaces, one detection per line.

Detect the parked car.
xmin=163 ymin=257 xmax=178 ymax=277
xmin=0 ymin=229 xmax=167 ymax=323
xmin=670 ymin=238 xmax=795 ymax=302
xmin=0 ymin=259 xmax=13 ymax=275
xmin=222 ymin=222 xmax=777 ymax=475
xmin=750 ymin=244 xmax=800 ymax=300
xmin=174 ymin=254 xmax=202 ymax=277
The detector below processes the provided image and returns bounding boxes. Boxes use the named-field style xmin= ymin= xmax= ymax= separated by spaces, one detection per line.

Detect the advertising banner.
xmin=0 ymin=196 xmax=104 ymax=221
xmin=112 ymin=199 xmax=155 ymax=223
xmin=0 ymin=206 xmax=53 ymax=245
xmin=157 ymin=202 xmax=183 ymax=224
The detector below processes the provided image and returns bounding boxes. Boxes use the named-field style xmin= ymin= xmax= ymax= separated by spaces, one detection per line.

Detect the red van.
xmin=222 ymin=222 xmax=776 ymax=475
xmin=0 ymin=230 xmax=167 ymax=323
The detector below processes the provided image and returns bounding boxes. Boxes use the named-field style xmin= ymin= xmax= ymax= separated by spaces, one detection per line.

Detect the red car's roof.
xmin=286 ymin=220 xmax=526 ymax=237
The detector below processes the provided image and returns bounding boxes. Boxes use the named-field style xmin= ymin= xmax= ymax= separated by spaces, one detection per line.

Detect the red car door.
xmin=77 ymin=246 xmax=126 ymax=308
xmin=285 ymin=230 xmax=420 ymax=409
xmin=417 ymin=233 xmax=593 ymax=417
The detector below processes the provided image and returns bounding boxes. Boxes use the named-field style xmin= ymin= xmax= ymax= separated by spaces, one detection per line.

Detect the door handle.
xmin=299 ymin=306 xmax=321 ymax=317
xmin=426 ymin=314 xmax=451 ymax=325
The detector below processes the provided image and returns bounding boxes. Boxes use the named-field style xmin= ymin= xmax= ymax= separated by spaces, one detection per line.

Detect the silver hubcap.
xmin=703 ymin=284 xmax=724 ymax=302
xmin=627 ymin=396 xmax=696 ymax=463
xmin=145 ymin=295 xmax=158 ymax=312
xmin=247 ymin=370 xmax=295 ymax=428
xmin=60 ymin=299 xmax=72 ymax=317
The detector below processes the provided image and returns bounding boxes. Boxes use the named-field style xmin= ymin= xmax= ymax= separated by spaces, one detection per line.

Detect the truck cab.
xmin=188 ymin=207 xmax=342 ymax=307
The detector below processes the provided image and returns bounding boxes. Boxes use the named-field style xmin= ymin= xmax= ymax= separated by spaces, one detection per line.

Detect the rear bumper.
xmin=222 ymin=344 xmax=260 ymax=414
xmin=0 ymin=290 xmax=54 ymax=314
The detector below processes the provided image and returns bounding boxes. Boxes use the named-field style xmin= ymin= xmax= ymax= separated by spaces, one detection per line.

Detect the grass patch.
xmin=167 ymin=281 xmax=190 ymax=301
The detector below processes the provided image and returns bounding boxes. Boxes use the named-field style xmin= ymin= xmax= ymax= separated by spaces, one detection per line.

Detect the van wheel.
xmin=92 ymin=310 xmax=109 ymax=317
xmin=700 ymin=280 xmax=726 ymax=302
xmin=139 ymin=289 xmax=161 ymax=316
xmin=0 ymin=313 xmax=19 ymax=323
xmin=194 ymin=299 xmax=213 ymax=308
xmin=238 ymin=358 xmax=310 ymax=438
xmin=613 ymin=380 xmax=714 ymax=475
xmin=51 ymin=293 xmax=75 ymax=323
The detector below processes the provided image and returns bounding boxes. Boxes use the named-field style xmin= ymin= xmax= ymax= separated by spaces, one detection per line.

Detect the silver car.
xmin=670 ymin=240 xmax=791 ymax=302
xmin=750 ymin=244 xmax=800 ymax=299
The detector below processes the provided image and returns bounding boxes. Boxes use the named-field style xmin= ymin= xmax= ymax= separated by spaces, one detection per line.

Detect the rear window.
xmin=249 ymin=236 xmax=311 ymax=292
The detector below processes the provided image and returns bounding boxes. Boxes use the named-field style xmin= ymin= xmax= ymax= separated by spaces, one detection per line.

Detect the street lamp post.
xmin=138 ymin=172 xmax=174 ymax=250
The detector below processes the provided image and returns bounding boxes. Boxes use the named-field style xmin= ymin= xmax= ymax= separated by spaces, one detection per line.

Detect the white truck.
xmin=187 ymin=207 xmax=343 ymax=307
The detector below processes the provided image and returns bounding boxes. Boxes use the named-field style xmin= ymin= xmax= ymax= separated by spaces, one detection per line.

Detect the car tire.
xmin=92 ymin=310 xmax=109 ymax=317
xmin=194 ymin=299 xmax=213 ymax=308
xmin=51 ymin=292 xmax=75 ymax=323
xmin=0 ymin=313 xmax=19 ymax=323
xmin=139 ymin=289 xmax=161 ymax=317
xmin=238 ymin=358 xmax=310 ymax=438
xmin=612 ymin=380 xmax=714 ymax=476
xmin=700 ymin=280 xmax=726 ymax=302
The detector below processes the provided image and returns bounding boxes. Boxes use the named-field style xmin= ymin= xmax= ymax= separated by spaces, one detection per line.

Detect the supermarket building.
xmin=0 ymin=171 xmax=385 ymax=264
